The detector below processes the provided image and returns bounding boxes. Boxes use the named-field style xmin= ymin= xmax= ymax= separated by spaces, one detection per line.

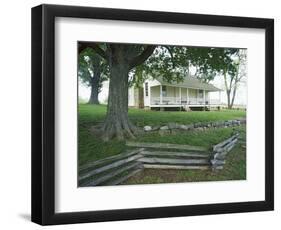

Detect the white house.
xmin=128 ymin=75 xmax=222 ymax=110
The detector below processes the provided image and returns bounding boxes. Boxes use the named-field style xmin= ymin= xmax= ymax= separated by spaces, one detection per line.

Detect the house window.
xmin=145 ymin=82 xmax=148 ymax=97
xmin=162 ymin=86 xmax=167 ymax=97
xmin=198 ymin=89 xmax=204 ymax=98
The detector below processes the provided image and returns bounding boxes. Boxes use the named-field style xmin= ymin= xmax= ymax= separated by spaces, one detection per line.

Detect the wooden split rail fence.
xmin=210 ymin=133 xmax=240 ymax=170
xmin=79 ymin=133 xmax=240 ymax=186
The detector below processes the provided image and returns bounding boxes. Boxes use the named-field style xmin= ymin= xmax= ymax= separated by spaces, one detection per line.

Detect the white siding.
xmin=128 ymin=87 xmax=135 ymax=106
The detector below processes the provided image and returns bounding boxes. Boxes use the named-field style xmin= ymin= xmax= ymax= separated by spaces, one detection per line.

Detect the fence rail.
xmin=79 ymin=134 xmax=240 ymax=186
xmin=211 ymin=133 xmax=240 ymax=170
xmin=126 ymin=142 xmax=208 ymax=152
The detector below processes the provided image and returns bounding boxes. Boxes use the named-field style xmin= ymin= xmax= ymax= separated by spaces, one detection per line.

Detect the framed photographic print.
xmin=31 ymin=4 xmax=274 ymax=225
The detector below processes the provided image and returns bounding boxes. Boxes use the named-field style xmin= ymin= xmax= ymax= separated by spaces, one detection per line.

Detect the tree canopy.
xmin=78 ymin=42 xmax=246 ymax=140
xmin=129 ymin=46 xmax=241 ymax=87
xmin=78 ymin=47 xmax=109 ymax=104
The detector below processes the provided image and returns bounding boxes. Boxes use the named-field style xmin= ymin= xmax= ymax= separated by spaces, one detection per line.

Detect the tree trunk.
xmin=138 ymin=86 xmax=144 ymax=108
xmin=226 ymin=90 xmax=232 ymax=109
xmin=223 ymin=70 xmax=232 ymax=109
xmin=88 ymin=75 xmax=100 ymax=104
xmin=102 ymin=48 xmax=137 ymax=141
xmin=230 ymin=85 xmax=237 ymax=109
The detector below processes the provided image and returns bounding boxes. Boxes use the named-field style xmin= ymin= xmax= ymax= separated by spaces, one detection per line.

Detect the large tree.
xmin=191 ymin=48 xmax=246 ymax=108
xmin=79 ymin=48 xmax=108 ymax=104
xmin=79 ymin=42 xmax=244 ymax=140
xmin=79 ymin=43 xmax=156 ymax=140
xmin=223 ymin=49 xmax=247 ymax=109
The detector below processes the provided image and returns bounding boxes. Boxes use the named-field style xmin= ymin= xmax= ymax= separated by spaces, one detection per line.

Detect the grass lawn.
xmin=79 ymin=104 xmax=246 ymax=167
xmin=79 ymin=104 xmax=246 ymax=127
xmin=79 ymin=104 xmax=246 ymax=184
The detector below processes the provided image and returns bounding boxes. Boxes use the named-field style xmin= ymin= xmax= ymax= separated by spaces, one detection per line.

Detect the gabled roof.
xmin=156 ymin=75 xmax=221 ymax=92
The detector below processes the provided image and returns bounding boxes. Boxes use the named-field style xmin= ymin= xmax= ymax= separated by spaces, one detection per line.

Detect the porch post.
xmin=160 ymin=85 xmax=163 ymax=104
xmin=219 ymin=91 xmax=221 ymax=104
xmin=187 ymin=88 xmax=189 ymax=104
xmin=203 ymin=90 xmax=206 ymax=105
xmin=179 ymin=87 xmax=181 ymax=104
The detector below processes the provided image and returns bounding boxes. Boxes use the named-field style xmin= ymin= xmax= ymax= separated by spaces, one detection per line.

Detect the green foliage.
xmin=130 ymin=45 xmax=242 ymax=86
xmin=143 ymin=46 xmax=186 ymax=83
xmin=78 ymin=47 xmax=108 ymax=91
xmin=192 ymin=47 xmax=239 ymax=79
xmin=78 ymin=50 xmax=92 ymax=87
xmin=128 ymin=65 xmax=148 ymax=88
xmin=81 ymin=42 xmax=244 ymax=88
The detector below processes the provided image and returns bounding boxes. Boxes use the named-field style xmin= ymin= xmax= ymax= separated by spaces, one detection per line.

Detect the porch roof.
xmin=156 ymin=76 xmax=221 ymax=92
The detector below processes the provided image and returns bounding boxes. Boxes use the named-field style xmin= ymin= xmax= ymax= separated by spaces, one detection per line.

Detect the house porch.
xmin=149 ymin=85 xmax=221 ymax=109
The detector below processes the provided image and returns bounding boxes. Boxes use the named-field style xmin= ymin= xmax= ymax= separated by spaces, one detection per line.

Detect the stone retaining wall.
xmin=143 ymin=119 xmax=246 ymax=134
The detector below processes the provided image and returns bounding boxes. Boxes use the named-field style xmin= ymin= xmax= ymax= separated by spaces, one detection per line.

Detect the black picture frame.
xmin=31 ymin=4 xmax=274 ymax=225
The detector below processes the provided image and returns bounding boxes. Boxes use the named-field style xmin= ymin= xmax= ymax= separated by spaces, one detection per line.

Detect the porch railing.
xmin=150 ymin=97 xmax=220 ymax=105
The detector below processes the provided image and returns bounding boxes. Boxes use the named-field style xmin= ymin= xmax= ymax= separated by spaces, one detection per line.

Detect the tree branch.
xmin=129 ymin=45 xmax=156 ymax=69
xmin=163 ymin=45 xmax=175 ymax=68
xmin=78 ymin=43 xmax=108 ymax=60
